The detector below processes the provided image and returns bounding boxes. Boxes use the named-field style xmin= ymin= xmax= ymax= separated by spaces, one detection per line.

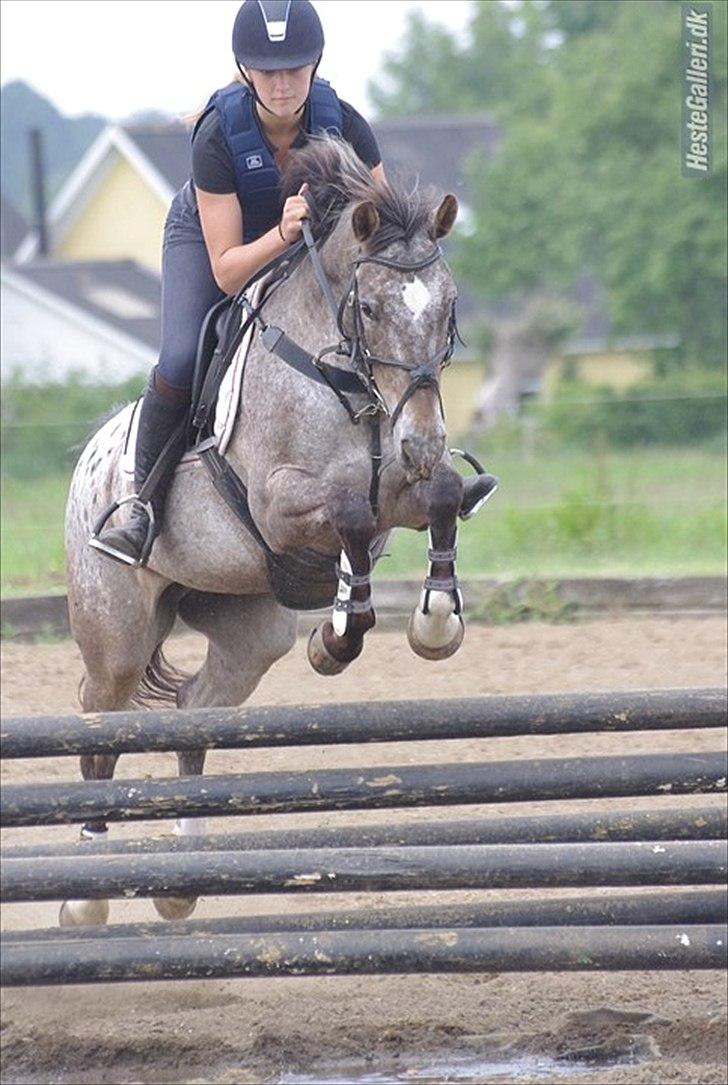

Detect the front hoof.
xmin=153 ymin=896 xmax=198 ymax=921
xmin=59 ymin=898 xmax=110 ymax=927
xmin=407 ymin=607 xmax=465 ymax=660
xmin=307 ymin=623 xmax=349 ymax=676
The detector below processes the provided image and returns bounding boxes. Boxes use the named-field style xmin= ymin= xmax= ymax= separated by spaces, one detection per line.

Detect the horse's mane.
xmin=279 ymin=133 xmax=436 ymax=253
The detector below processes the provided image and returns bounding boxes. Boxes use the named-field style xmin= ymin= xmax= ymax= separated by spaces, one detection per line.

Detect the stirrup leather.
xmin=88 ymin=493 xmax=157 ymax=568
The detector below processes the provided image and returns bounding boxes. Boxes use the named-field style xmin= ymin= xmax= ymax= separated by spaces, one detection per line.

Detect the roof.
xmin=117 ymin=113 xmax=500 ymax=200
xmin=123 ymin=122 xmax=192 ymax=194
xmin=14 ymin=126 xmax=177 ymax=264
xmin=1 ymin=193 xmax=28 ymax=259
xmin=7 ymin=259 xmax=161 ymax=348
xmin=14 ymin=111 xmax=500 ymax=264
xmin=373 ymin=113 xmax=501 ymax=197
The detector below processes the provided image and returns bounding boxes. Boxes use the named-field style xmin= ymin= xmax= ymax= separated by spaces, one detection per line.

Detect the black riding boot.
xmin=460 ymin=473 xmax=498 ymax=520
xmin=90 ymin=370 xmax=189 ymax=567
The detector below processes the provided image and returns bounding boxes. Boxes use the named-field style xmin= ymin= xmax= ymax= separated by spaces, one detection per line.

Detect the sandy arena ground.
xmin=1 ymin=615 xmax=727 ymax=1084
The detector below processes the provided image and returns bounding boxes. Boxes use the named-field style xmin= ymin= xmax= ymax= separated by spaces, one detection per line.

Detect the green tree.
xmin=369 ymin=0 xmax=727 ymax=366
xmin=544 ymin=0 xmax=625 ymax=39
xmin=369 ymin=2 xmax=551 ymax=120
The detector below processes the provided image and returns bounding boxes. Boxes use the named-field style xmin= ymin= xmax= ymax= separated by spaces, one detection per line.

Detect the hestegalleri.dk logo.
xmin=682 ymin=4 xmax=712 ymax=177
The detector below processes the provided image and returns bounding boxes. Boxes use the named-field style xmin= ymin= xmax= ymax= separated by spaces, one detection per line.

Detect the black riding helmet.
xmin=233 ymin=0 xmax=324 ymax=71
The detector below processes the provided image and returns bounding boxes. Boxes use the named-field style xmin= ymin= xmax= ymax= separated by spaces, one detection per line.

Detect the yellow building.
xmin=14 ymin=125 xmax=181 ymax=273
xmin=12 ymin=118 xmax=673 ymax=417
xmin=540 ymin=342 xmax=668 ymax=399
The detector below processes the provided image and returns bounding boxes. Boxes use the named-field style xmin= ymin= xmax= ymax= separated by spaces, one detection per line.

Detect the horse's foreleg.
xmin=308 ymin=490 xmax=377 ymax=676
xmin=407 ymin=463 xmax=465 ymax=660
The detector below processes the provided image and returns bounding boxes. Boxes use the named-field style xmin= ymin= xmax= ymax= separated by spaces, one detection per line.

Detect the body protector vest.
xmin=192 ymin=77 xmax=343 ymax=244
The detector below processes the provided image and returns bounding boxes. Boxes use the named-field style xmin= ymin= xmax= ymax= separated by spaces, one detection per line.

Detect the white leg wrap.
xmin=174 ymin=818 xmax=208 ymax=837
xmin=332 ymin=549 xmax=352 ymax=637
xmin=407 ymin=529 xmax=465 ymax=659
xmin=79 ymin=826 xmax=108 ymax=842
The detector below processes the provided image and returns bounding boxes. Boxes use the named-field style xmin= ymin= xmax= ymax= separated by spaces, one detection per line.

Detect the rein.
xmin=197 ymin=200 xmax=461 ymax=538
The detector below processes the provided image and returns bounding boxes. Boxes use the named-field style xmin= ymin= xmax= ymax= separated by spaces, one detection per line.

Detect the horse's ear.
xmin=430 ymin=194 xmax=458 ymax=239
xmin=352 ymin=201 xmax=380 ymax=242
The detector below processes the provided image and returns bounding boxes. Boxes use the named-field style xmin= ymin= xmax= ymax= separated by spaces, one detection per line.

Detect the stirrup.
xmin=88 ymin=493 xmax=157 ymax=568
xmin=451 ymin=448 xmax=499 ymax=521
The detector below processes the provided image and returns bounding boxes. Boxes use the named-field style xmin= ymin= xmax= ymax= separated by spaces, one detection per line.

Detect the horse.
xmin=63 ymin=134 xmax=475 ymax=926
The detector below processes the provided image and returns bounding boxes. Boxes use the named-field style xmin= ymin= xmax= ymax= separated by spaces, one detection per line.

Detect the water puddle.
xmin=280 ymin=1049 xmax=631 ymax=1084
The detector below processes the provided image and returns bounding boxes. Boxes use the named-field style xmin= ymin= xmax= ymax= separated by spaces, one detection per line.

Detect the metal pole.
xmin=2 ymin=751 xmax=725 ymax=827
xmin=2 ymin=687 xmax=725 ymax=759
xmin=28 ymin=128 xmax=48 ymax=257
xmin=5 ymin=804 xmax=724 ymax=860
xmin=3 ymin=841 xmax=725 ymax=902
xmin=3 ymin=924 xmax=726 ymax=986
xmin=5 ymin=889 xmax=726 ymax=945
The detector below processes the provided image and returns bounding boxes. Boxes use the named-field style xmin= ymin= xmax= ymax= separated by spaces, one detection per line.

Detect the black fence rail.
xmin=1 ymin=687 xmax=726 ymax=987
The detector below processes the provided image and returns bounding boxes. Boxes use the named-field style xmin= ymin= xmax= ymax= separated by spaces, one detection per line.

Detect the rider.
xmin=91 ymin=0 xmax=495 ymax=567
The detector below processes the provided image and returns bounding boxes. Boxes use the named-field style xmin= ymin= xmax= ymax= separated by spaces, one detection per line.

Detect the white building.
xmin=1 ymin=259 xmax=159 ymax=384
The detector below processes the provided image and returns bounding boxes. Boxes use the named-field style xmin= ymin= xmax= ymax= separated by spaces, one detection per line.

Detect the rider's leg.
xmin=91 ymin=190 xmax=224 ymax=566
xmin=460 ymin=472 xmax=498 ymax=519
xmin=91 ymin=369 xmax=190 ymax=564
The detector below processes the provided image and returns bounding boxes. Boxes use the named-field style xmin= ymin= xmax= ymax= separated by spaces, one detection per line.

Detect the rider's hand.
xmin=279 ymin=183 xmax=309 ymax=244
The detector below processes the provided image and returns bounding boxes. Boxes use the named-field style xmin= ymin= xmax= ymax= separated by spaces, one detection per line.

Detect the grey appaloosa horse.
xmin=63 ymin=135 xmax=476 ymax=926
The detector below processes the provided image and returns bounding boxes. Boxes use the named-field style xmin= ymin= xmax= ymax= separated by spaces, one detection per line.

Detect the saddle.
xmin=187 ymin=295 xmax=236 ymax=447
xmin=134 ymin=250 xmax=345 ymax=611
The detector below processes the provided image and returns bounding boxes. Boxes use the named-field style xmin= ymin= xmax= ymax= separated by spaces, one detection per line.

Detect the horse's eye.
xmin=360 ymin=301 xmax=375 ymax=319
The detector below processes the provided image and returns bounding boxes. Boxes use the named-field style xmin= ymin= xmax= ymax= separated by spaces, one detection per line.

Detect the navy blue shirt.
xmin=192 ymin=96 xmax=381 ymax=194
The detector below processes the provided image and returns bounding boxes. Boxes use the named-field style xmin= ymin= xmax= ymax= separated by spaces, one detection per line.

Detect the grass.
xmin=379 ymin=444 xmax=728 ymax=579
xmin=1 ymin=446 xmax=726 ymax=597
xmin=2 ymin=473 xmax=69 ymax=596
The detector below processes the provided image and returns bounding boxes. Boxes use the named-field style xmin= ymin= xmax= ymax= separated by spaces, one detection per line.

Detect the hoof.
xmin=59 ymin=898 xmax=110 ymax=927
xmin=307 ymin=624 xmax=349 ymax=676
xmin=153 ymin=896 xmax=198 ymax=921
xmin=407 ymin=604 xmax=465 ymax=661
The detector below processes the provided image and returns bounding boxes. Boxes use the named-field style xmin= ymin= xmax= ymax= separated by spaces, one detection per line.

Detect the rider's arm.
xmin=198 ymin=163 xmax=386 ymax=297
xmin=196 ymin=189 xmax=289 ymax=296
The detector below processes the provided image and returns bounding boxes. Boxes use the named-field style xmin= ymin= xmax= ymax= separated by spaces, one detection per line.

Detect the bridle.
xmin=210 ymin=200 xmax=463 ymax=521
xmin=301 ymin=218 xmax=460 ymax=427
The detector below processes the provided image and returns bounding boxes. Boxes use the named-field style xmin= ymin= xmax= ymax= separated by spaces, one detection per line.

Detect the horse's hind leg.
xmin=60 ymin=574 xmax=178 ymax=927
xmin=150 ymin=590 xmax=297 ymax=921
xmin=148 ymin=745 xmax=206 ymax=922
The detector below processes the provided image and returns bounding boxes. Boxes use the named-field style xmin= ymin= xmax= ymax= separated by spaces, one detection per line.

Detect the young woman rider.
xmin=92 ymin=0 xmax=386 ymax=565
xmin=92 ymin=0 xmax=496 ymax=565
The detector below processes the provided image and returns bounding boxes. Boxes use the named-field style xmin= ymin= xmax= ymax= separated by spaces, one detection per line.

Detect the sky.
xmin=0 ymin=0 xmax=475 ymax=121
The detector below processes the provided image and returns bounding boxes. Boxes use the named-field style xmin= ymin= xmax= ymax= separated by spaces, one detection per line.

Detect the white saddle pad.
xmin=120 ymin=277 xmax=268 ymax=477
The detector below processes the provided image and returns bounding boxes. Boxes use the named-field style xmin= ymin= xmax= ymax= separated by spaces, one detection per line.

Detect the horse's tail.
xmin=132 ymin=644 xmax=190 ymax=708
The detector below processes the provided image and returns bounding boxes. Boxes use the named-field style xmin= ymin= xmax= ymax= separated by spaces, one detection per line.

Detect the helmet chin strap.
xmin=236 ymin=59 xmax=320 ymax=119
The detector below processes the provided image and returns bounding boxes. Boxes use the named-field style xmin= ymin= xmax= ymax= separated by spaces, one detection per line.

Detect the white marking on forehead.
xmin=402 ymin=277 xmax=432 ymax=319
